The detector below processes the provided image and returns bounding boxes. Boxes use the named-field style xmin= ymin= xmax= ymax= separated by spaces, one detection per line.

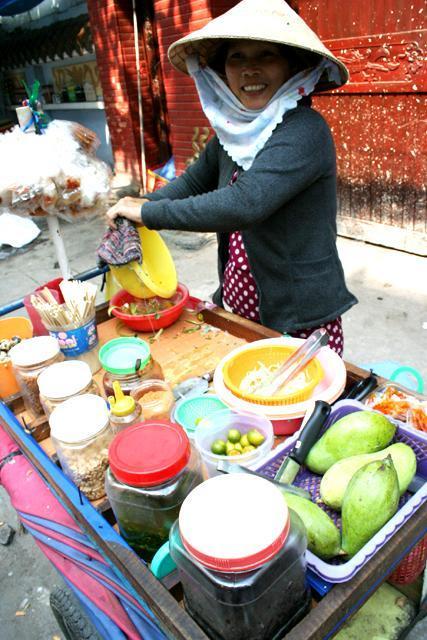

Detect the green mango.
xmin=283 ymin=492 xmax=341 ymax=560
xmin=320 ymin=442 xmax=416 ymax=510
xmin=305 ymin=411 xmax=396 ymax=475
xmin=341 ymin=456 xmax=400 ymax=557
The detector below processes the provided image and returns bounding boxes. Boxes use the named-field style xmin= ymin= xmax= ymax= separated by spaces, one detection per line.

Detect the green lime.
xmin=211 ymin=439 xmax=227 ymax=455
xmin=226 ymin=440 xmax=236 ymax=454
xmin=247 ymin=429 xmax=265 ymax=447
xmin=227 ymin=428 xmax=241 ymax=443
xmin=233 ymin=442 xmax=243 ymax=453
xmin=240 ymin=434 xmax=250 ymax=448
xmin=242 ymin=445 xmax=256 ymax=453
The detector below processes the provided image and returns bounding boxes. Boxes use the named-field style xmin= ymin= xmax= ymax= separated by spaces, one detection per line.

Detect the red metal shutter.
xmin=297 ymin=0 xmax=426 ymax=254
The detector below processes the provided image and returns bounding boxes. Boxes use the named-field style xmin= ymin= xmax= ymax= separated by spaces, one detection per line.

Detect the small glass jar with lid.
xmin=169 ymin=474 xmax=310 ymax=640
xmin=99 ymin=337 xmax=163 ymax=397
xmin=9 ymin=336 xmax=64 ymax=418
xmin=49 ymin=394 xmax=113 ymax=500
xmin=105 ymin=421 xmax=203 ymax=561
xmin=37 ymin=359 xmax=100 ymax=417
xmin=130 ymin=379 xmax=174 ymax=421
xmin=108 ymin=380 xmax=143 ymax=434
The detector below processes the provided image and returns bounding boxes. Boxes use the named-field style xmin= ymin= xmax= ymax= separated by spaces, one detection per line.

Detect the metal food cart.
xmin=1 ymin=296 xmax=426 ymax=640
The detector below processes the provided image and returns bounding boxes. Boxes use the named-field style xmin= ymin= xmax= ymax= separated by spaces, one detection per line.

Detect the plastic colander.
xmin=110 ymin=226 xmax=177 ymax=299
xmin=173 ymin=395 xmax=229 ymax=438
xmin=222 ymin=343 xmax=323 ymax=406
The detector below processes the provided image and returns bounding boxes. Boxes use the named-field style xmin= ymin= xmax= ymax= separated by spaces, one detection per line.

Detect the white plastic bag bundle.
xmin=0 ymin=120 xmax=111 ymax=222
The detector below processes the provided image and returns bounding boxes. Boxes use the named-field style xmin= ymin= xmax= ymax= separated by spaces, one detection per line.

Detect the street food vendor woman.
xmin=106 ymin=0 xmax=358 ymax=356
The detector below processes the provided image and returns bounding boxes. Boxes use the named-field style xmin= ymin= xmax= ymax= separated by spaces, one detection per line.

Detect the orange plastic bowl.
xmin=222 ymin=343 xmax=323 ymax=406
xmin=110 ymin=283 xmax=189 ymax=332
xmin=0 ymin=317 xmax=33 ymax=399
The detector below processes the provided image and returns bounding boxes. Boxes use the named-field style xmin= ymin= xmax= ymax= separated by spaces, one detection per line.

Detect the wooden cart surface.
xmin=2 ymin=302 xmax=426 ymax=640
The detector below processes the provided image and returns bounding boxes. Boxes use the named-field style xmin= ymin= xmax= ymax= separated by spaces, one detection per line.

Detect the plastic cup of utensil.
xmin=48 ymin=315 xmax=99 ymax=358
xmin=24 ymin=288 xmax=61 ymax=336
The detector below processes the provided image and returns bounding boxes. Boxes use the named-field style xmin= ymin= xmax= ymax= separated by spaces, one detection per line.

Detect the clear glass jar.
xmin=169 ymin=474 xmax=310 ymax=640
xmin=99 ymin=337 xmax=163 ymax=397
xmin=109 ymin=405 xmax=143 ymax=434
xmin=38 ymin=360 xmax=101 ymax=417
xmin=109 ymin=380 xmax=144 ymax=434
xmin=130 ymin=379 xmax=175 ymax=420
xmin=105 ymin=421 xmax=203 ymax=561
xmin=49 ymin=394 xmax=113 ymax=500
xmin=9 ymin=336 xmax=64 ymax=418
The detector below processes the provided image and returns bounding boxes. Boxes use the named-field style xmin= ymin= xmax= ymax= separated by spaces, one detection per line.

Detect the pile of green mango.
xmin=281 ymin=410 xmax=417 ymax=559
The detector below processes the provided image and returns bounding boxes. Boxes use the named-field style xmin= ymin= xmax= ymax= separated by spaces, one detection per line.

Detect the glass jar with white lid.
xmin=169 ymin=473 xmax=310 ymax=640
xmin=49 ymin=394 xmax=113 ymax=500
xmin=9 ymin=336 xmax=64 ymax=418
xmin=38 ymin=359 xmax=100 ymax=417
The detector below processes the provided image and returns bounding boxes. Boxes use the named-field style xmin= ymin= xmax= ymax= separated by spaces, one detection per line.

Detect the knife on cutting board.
xmin=274 ymin=400 xmax=331 ymax=485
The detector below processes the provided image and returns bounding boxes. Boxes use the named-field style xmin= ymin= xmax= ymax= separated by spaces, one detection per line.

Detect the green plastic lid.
xmin=99 ymin=337 xmax=151 ymax=375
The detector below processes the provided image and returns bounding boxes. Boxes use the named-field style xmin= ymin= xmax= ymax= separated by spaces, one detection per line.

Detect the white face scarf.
xmin=186 ymin=55 xmax=340 ymax=170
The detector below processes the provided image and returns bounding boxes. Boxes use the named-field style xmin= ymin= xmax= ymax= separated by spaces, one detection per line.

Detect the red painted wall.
xmin=152 ymin=0 xmax=214 ymax=173
xmin=87 ymin=0 xmax=170 ymax=186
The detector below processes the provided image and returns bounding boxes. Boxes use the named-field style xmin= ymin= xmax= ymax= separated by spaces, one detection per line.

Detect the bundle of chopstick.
xmin=31 ymin=280 xmax=98 ymax=330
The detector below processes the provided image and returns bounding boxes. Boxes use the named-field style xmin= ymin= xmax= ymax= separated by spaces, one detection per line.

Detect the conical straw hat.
xmin=168 ymin=0 xmax=348 ymax=92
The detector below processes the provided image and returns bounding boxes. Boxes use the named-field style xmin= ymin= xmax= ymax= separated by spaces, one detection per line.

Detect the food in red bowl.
xmin=110 ymin=283 xmax=189 ymax=332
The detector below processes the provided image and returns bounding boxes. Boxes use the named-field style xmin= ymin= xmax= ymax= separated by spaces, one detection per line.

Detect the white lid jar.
xmin=9 ymin=336 xmax=63 ymax=418
xmin=38 ymin=360 xmax=100 ymax=417
xmin=49 ymin=394 xmax=112 ymax=500
xmin=169 ymin=474 xmax=309 ymax=640
xmin=180 ymin=473 xmax=289 ymax=571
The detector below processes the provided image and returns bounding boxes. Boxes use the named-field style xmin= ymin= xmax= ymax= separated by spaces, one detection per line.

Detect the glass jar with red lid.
xmin=99 ymin=337 xmax=164 ymax=397
xmin=105 ymin=420 xmax=203 ymax=561
xmin=169 ymin=474 xmax=310 ymax=640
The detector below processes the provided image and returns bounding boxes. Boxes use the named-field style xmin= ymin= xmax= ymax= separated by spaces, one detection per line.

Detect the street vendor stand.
xmin=1 ymin=297 xmax=426 ymax=640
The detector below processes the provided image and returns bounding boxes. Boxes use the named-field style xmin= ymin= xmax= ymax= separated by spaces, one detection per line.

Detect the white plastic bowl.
xmin=194 ymin=409 xmax=274 ymax=478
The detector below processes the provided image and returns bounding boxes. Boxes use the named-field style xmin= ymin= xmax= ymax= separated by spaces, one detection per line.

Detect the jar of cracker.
xmin=9 ymin=336 xmax=64 ymax=418
xmin=38 ymin=360 xmax=100 ymax=417
xmin=49 ymin=394 xmax=113 ymax=500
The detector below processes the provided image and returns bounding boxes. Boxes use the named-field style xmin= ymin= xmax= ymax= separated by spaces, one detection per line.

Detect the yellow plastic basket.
xmin=222 ymin=344 xmax=323 ymax=406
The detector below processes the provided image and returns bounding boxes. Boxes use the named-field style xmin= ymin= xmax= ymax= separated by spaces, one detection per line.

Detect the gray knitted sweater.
xmin=142 ymin=105 xmax=357 ymax=332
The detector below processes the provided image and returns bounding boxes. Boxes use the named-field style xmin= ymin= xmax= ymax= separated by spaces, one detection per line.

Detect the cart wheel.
xmin=49 ymin=587 xmax=102 ymax=640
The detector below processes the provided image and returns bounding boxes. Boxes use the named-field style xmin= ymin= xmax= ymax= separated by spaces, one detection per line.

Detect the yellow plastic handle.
xmin=112 ymin=380 xmax=126 ymax=403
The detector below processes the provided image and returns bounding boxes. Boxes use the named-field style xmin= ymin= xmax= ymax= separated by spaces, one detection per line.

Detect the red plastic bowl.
xmin=110 ymin=283 xmax=189 ymax=332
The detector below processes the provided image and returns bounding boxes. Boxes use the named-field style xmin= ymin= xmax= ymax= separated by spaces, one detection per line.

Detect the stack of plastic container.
xmin=213 ymin=337 xmax=347 ymax=435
